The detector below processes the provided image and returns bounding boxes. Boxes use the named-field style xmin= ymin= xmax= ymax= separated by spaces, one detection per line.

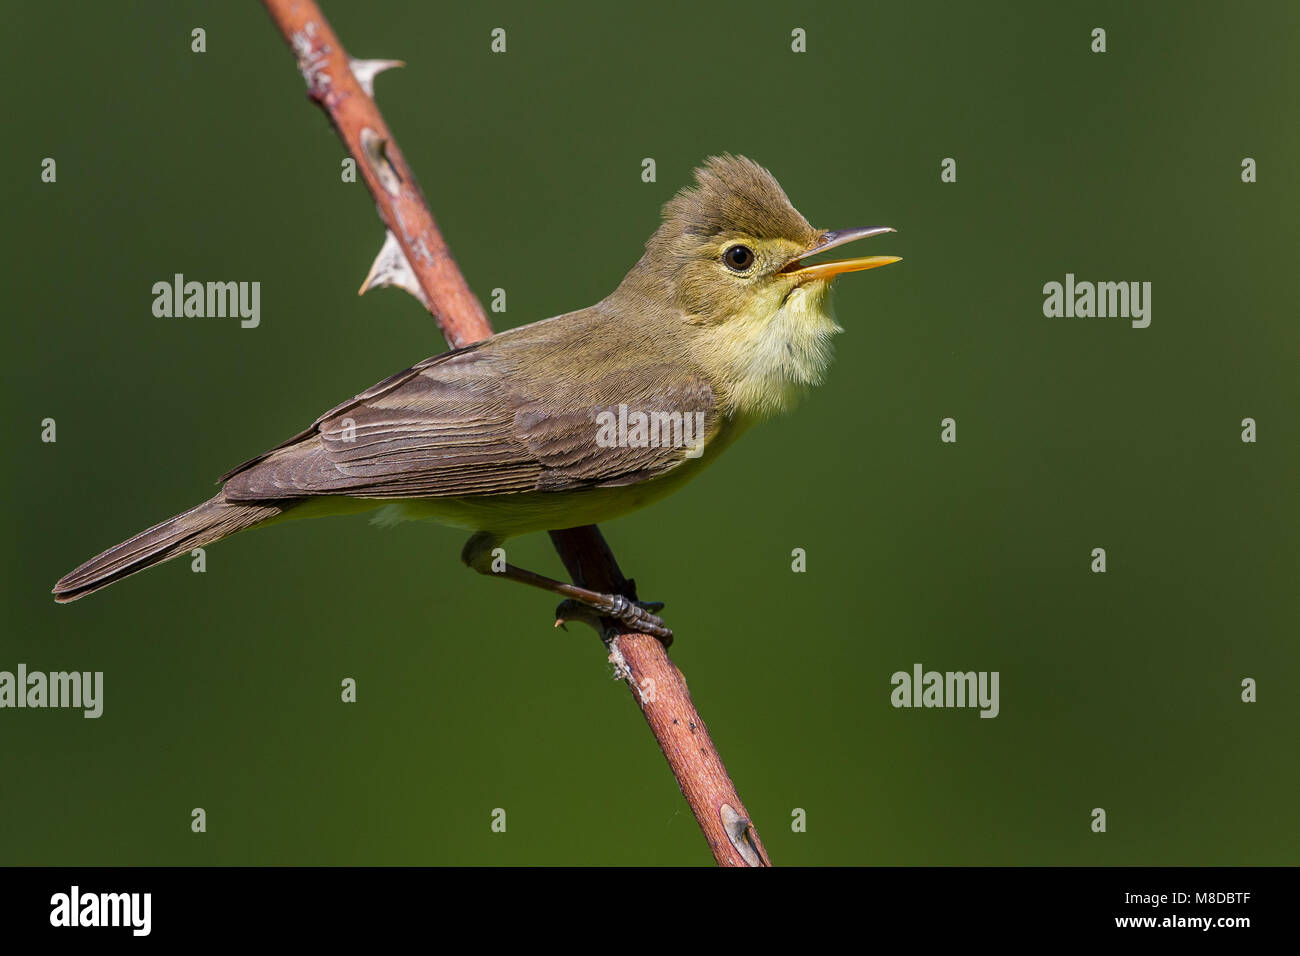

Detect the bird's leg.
xmin=461 ymin=533 xmax=672 ymax=644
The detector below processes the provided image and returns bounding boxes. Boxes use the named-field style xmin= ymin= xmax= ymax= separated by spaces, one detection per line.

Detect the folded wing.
xmin=220 ymin=335 xmax=717 ymax=501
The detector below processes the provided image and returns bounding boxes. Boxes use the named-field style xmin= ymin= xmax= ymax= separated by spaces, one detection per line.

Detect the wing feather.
xmin=220 ymin=323 xmax=717 ymax=502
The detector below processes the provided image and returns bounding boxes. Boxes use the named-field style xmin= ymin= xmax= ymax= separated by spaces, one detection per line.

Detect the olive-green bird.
xmin=53 ymin=155 xmax=900 ymax=638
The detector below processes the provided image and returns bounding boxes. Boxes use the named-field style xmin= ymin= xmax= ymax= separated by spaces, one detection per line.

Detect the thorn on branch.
xmin=349 ymin=57 xmax=404 ymax=96
xmin=359 ymin=229 xmax=430 ymax=307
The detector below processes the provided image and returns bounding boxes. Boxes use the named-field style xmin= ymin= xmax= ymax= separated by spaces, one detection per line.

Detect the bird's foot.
xmin=554 ymin=596 xmax=672 ymax=646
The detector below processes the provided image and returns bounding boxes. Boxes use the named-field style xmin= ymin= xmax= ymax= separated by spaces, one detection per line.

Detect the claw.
xmin=554 ymin=599 xmax=612 ymax=637
xmin=553 ymin=597 xmax=672 ymax=646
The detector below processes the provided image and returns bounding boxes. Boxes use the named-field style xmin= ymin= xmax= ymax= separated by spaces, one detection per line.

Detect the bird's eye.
xmin=723 ymin=244 xmax=755 ymax=273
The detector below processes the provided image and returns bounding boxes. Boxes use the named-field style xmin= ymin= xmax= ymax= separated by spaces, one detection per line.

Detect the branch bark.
xmin=261 ymin=0 xmax=770 ymax=866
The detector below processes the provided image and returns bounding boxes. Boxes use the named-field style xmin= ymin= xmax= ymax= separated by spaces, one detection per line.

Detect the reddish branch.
xmin=549 ymin=528 xmax=769 ymax=865
xmin=262 ymin=0 xmax=770 ymax=866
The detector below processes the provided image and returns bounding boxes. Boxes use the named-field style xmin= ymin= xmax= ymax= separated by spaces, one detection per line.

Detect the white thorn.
xmin=349 ymin=58 xmax=405 ymax=97
xmin=359 ymin=229 xmax=429 ymax=307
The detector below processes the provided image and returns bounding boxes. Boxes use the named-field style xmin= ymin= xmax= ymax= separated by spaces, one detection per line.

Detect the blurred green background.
xmin=4 ymin=1 xmax=1297 ymax=865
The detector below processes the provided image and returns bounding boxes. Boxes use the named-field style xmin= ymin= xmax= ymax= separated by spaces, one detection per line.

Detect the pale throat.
xmin=712 ymin=280 xmax=842 ymax=421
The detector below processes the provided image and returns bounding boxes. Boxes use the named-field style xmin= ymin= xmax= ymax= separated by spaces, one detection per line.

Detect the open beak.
xmin=780 ymin=226 xmax=901 ymax=282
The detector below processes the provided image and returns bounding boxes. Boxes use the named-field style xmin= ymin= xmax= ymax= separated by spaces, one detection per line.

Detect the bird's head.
xmin=621 ymin=154 xmax=900 ymax=417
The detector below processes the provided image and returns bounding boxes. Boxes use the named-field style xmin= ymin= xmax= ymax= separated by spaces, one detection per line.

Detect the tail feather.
xmin=53 ymin=494 xmax=283 ymax=603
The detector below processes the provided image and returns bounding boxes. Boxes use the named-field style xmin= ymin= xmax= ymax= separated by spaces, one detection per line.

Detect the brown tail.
xmin=52 ymin=494 xmax=284 ymax=603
